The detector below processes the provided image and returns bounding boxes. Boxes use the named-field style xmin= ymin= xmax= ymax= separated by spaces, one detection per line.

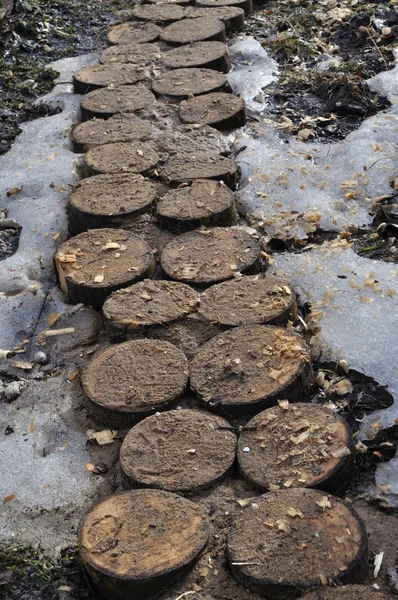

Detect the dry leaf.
xmin=101 ymin=242 xmax=121 ymax=251
xmin=334 ymin=379 xmax=353 ymax=396
xmin=374 ymin=551 xmax=384 ymax=578
xmin=3 ymin=494 xmax=16 ymax=503
xmin=278 ymin=399 xmax=289 ymax=410
xmin=6 ymin=186 xmax=23 ymax=196
xmin=316 ymin=496 xmax=332 ymax=510
xmin=286 ymin=507 xmax=304 ymax=518
xmin=87 ymin=429 xmax=118 ymax=445
xmin=331 ymin=447 xmax=351 ymax=458
xmin=45 ymin=327 xmax=75 ymax=337
xmin=94 ymin=273 xmax=104 ymax=283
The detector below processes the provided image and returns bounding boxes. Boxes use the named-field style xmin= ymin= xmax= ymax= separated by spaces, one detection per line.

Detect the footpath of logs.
xmin=53 ymin=1 xmax=388 ymax=598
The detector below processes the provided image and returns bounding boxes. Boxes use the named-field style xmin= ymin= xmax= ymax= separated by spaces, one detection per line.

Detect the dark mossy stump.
xmin=199 ymin=274 xmax=297 ymax=326
xmin=302 ymin=585 xmax=391 ymax=599
xmin=195 ymin=0 xmax=252 ymax=17
xmin=103 ymin=279 xmax=200 ymax=339
xmin=73 ymin=65 xmax=146 ymax=94
xmin=83 ymin=142 xmax=159 ymax=176
xmin=160 ymin=152 xmax=239 ymax=188
xmin=68 ymin=174 xmax=157 ymax=235
xmin=71 ymin=115 xmax=153 ymax=152
xmin=227 ymin=488 xmax=368 ymax=599
xmin=81 ymin=339 xmax=188 ymax=427
xmin=100 ymin=42 xmax=162 ymax=66
xmin=132 ymin=4 xmax=185 ymax=24
xmin=79 ymin=490 xmax=210 ymax=600
xmin=152 ymin=68 xmax=230 ymax=99
xmin=80 ymin=86 xmax=155 ymax=121
xmin=161 ymin=227 xmax=261 ymax=286
xmin=189 ymin=325 xmax=313 ymax=412
xmin=54 ymin=229 xmax=155 ymax=310
xmin=237 ymin=403 xmax=354 ymax=495
xmin=107 ymin=22 xmax=162 ymax=45
xmin=185 ymin=6 xmax=245 ymax=32
xmin=160 ymin=17 xmax=226 ymax=45
xmin=156 ymin=179 xmax=237 ymax=231
xmin=120 ymin=409 xmax=237 ymax=492
xmin=162 ymin=42 xmax=231 ymax=73
xmin=180 ymin=92 xmax=247 ymax=130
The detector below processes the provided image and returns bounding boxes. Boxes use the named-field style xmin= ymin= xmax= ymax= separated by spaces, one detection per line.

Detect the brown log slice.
xmin=79 ymin=490 xmax=210 ymax=600
xmin=237 ymin=403 xmax=355 ymax=495
xmin=73 ymin=64 xmax=146 ymax=94
xmin=152 ymin=68 xmax=230 ymax=99
xmin=162 ymin=41 xmax=231 ymax=73
xmin=132 ymin=4 xmax=185 ymax=24
xmin=161 ymin=227 xmax=261 ymax=285
xmin=180 ymin=92 xmax=247 ymax=130
xmin=302 ymin=585 xmax=391 ymax=600
xmin=80 ymin=85 xmax=155 ymax=121
xmin=160 ymin=17 xmax=226 ymax=45
xmin=71 ymin=115 xmax=153 ymax=152
xmin=160 ymin=152 xmax=239 ymax=188
xmin=100 ymin=43 xmax=162 ymax=66
xmin=81 ymin=339 xmax=188 ymax=426
xmin=68 ymin=173 xmax=157 ymax=235
xmin=227 ymin=488 xmax=368 ymax=598
xmin=144 ymin=0 xmax=194 ymax=5
xmin=102 ymin=279 xmax=200 ymax=339
xmin=199 ymin=274 xmax=297 ymax=326
xmin=83 ymin=142 xmax=159 ymax=176
xmin=107 ymin=22 xmax=162 ymax=45
xmin=54 ymin=228 xmax=155 ymax=310
xmin=189 ymin=325 xmax=312 ymax=411
xmin=156 ymin=179 xmax=237 ymax=231
xmin=195 ymin=0 xmax=252 ymax=17
xmin=185 ymin=6 xmax=245 ymax=32
xmin=120 ymin=409 xmax=237 ymax=492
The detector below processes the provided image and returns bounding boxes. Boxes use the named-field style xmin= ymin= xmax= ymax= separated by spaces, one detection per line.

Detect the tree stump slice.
xmin=227 ymin=488 xmax=368 ymax=598
xmin=144 ymin=0 xmax=194 ymax=5
xmin=54 ymin=228 xmax=155 ymax=310
xmin=160 ymin=17 xmax=226 ymax=45
xmin=80 ymin=85 xmax=155 ymax=121
xmin=71 ymin=115 xmax=153 ymax=152
xmin=180 ymin=92 xmax=247 ymax=130
xmin=238 ymin=403 xmax=355 ymax=495
xmin=120 ymin=409 xmax=237 ymax=492
xmin=195 ymin=0 xmax=252 ymax=17
xmin=152 ymin=68 xmax=230 ymax=99
xmin=162 ymin=41 xmax=231 ymax=73
xmin=199 ymin=274 xmax=297 ymax=326
xmin=81 ymin=339 xmax=188 ymax=426
xmin=79 ymin=490 xmax=210 ymax=600
xmin=189 ymin=324 xmax=313 ymax=411
xmin=160 ymin=152 xmax=239 ymax=188
xmin=107 ymin=22 xmax=162 ymax=45
xmin=302 ymin=585 xmax=391 ymax=600
xmin=100 ymin=43 xmax=162 ymax=66
xmin=68 ymin=173 xmax=157 ymax=235
xmin=84 ymin=142 xmax=159 ymax=176
xmin=185 ymin=6 xmax=245 ymax=32
xmin=156 ymin=179 xmax=237 ymax=231
xmin=161 ymin=227 xmax=261 ymax=286
xmin=102 ymin=279 xmax=200 ymax=339
xmin=132 ymin=4 xmax=185 ymax=24
xmin=73 ymin=64 xmax=146 ymax=94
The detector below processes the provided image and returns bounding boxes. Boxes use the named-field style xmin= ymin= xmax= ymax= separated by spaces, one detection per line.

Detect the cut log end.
xmin=180 ymin=92 xmax=247 ymax=130
xmin=185 ymin=6 xmax=245 ymax=32
xmin=132 ymin=4 xmax=185 ymax=24
xmin=160 ymin=152 xmax=240 ymax=188
xmin=100 ymin=42 xmax=162 ymax=67
xmin=80 ymin=85 xmax=155 ymax=121
xmin=161 ymin=41 xmax=231 ymax=73
xmin=195 ymin=0 xmax=252 ymax=17
xmin=160 ymin=16 xmax=226 ymax=45
xmin=71 ymin=115 xmax=153 ymax=152
xmin=106 ymin=22 xmax=162 ymax=45
xmin=152 ymin=67 xmax=230 ymax=99
xmin=73 ymin=64 xmax=146 ymax=94
xmin=83 ymin=142 xmax=159 ymax=176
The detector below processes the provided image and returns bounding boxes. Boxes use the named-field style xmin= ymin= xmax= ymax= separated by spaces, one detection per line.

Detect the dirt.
xmin=0 ymin=213 xmax=22 ymax=261
xmin=80 ymin=85 xmax=156 ymax=120
xmin=152 ymin=67 xmax=229 ymax=98
xmin=180 ymin=92 xmax=247 ymax=129
xmin=302 ymin=584 xmax=390 ymax=599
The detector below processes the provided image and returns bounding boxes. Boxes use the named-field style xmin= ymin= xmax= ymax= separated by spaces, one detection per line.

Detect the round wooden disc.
xmin=120 ymin=409 xmax=237 ymax=492
xmin=107 ymin=22 xmax=162 ymax=45
xmin=73 ymin=64 xmax=145 ymax=94
xmin=189 ymin=325 xmax=312 ymax=410
xmin=79 ymin=490 xmax=210 ymax=600
xmin=80 ymin=85 xmax=155 ymax=121
xmin=162 ymin=41 xmax=231 ymax=72
xmin=152 ymin=68 xmax=229 ymax=99
xmin=195 ymin=0 xmax=252 ymax=17
xmin=84 ymin=142 xmax=159 ymax=176
xmin=227 ymin=488 xmax=367 ymax=597
xmin=161 ymin=227 xmax=260 ymax=285
xmin=100 ymin=43 xmax=162 ymax=66
xmin=102 ymin=279 xmax=200 ymax=338
xmin=68 ymin=173 xmax=157 ymax=235
xmin=180 ymin=92 xmax=247 ymax=130
xmin=160 ymin=152 xmax=239 ymax=188
xmin=71 ymin=115 xmax=153 ymax=152
xmin=82 ymin=339 xmax=188 ymax=424
xmin=157 ymin=179 xmax=237 ymax=231
xmin=302 ymin=586 xmax=391 ymax=600
xmin=54 ymin=228 xmax=155 ymax=309
xmin=160 ymin=17 xmax=226 ymax=45
xmin=199 ymin=274 xmax=297 ymax=326
xmin=144 ymin=0 xmax=194 ymax=5
xmin=132 ymin=4 xmax=185 ymax=23
xmin=185 ymin=6 xmax=245 ymax=32
xmin=237 ymin=403 xmax=354 ymax=495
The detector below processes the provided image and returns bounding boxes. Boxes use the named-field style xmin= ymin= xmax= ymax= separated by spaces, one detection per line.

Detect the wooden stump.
xmin=102 ymin=279 xmax=200 ymax=339
xmin=68 ymin=173 xmax=157 ymax=235
xmin=237 ymin=403 xmax=355 ymax=495
xmin=107 ymin=22 xmax=162 ymax=45
xmin=144 ymin=0 xmax=194 ymax=5
xmin=161 ymin=227 xmax=261 ymax=285
xmin=152 ymin=68 xmax=230 ymax=99
xmin=80 ymin=85 xmax=155 ymax=121
xmin=120 ymin=409 xmax=237 ymax=492
xmin=199 ymin=274 xmax=297 ymax=326
xmin=100 ymin=42 xmax=162 ymax=66
xmin=132 ymin=4 xmax=185 ymax=24
xmin=79 ymin=490 xmax=210 ymax=600
xmin=180 ymin=92 xmax=247 ymax=130
xmin=189 ymin=325 xmax=313 ymax=411
xmin=71 ymin=115 xmax=153 ymax=152
xmin=54 ymin=228 xmax=155 ymax=310
xmin=227 ymin=488 xmax=368 ymax=598
xmin=160 ymin=17 xmax=226 ymax=45
xmin=156 ymin=179 xmax=237 ymax=231
xmin=162 ymin=41 xmax=231 ymax=72
xmin=185 ymin=6 xmax=245 ymax=32
xmin=160 ymin=152 xmax=239 ymax=188
xmin=84 ymin=142 xmax=159 ymax=176
xmin=73 ymin=64 xmax=146 ymax=94
xmin=195 ymin=0 xmax=252 ymax=17
xmin=302 ymin=586 xmax=391 ymax=599
xmin=81 ymin=339 xmax=188 ymax=426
